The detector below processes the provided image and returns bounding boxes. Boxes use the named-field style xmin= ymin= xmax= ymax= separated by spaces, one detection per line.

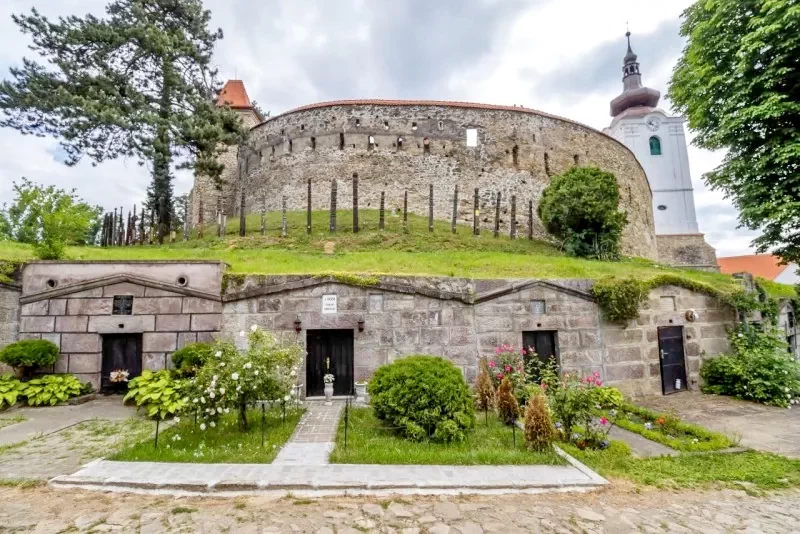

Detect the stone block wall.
xmin=656 ymin=234 xmax=718 ymax=271
xmin=0 ymin=283 xmax=21 ymax=374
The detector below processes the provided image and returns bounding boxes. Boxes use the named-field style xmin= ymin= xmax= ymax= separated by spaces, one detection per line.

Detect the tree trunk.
xmin=153 ymin=60 xmax=174 ymax=244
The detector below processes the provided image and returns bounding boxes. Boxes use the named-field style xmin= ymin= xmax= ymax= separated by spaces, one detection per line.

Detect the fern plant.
xmin=123 ymin=370 xmax=188 ymax=419
xmin=23 ymin=374 xmax=83 ymax=406
xmin=0 ymin=374 xmax=26 ymax=409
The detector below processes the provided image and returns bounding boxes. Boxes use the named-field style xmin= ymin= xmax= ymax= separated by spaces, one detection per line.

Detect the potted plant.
xmin=108 ymin=369 xmax=130 ymax=395
xmin=354 ymin=372 xmax=370 ymax=403
xmin=323 ymin=373 xmax=335 ymax=403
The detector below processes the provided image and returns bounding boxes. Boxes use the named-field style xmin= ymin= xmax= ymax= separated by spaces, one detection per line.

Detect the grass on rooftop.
xmin=0 ymin=209 xmax=794 ymax=299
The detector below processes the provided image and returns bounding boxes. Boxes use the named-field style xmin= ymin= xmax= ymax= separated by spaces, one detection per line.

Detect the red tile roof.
xmin=216 ymin=80 xmax=252 ymax=110
xmin=717 ymin=254 xmax=790 ymax=280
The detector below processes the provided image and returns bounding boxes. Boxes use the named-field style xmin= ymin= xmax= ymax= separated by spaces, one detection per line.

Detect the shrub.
xmin=474 ymin=358 xmax=494 ymax=412
xmin=537 ymin=166 xmax=628 ymax=259
xmin=590 ymin=386 xmax=624 ymax=410
xmin=0 ymin=339 xmax=59 ymax=376
xmin=0 ymin=374 xmax=26 ymax=409
xmin=524 ymin=391 xmax=555 ymax=451
xmin=700 ymin=324 xmax=800 ymax=407
xmin=368 ymin=355 xmax=475 ymax=443
xmin=487 ymin=344 xmax=526 ymax=389
xmin=495 ymin=376 xmax=519 ymax=425
xmin=547 ymin=371 xmax=608 ymax=446
xmin=124 ymin=370 xmax=188 ymax=419
xmin=23 ymin=374 xmax=83 ymax=406
xmin=192 ymin=327 xmax=303 ymax=430
xmin=171 ymin=342 xmax=214 ymax=376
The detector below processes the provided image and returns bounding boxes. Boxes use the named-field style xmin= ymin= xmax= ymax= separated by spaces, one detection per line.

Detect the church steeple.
xmin=610 ymin=32 xmax=660 ymax=117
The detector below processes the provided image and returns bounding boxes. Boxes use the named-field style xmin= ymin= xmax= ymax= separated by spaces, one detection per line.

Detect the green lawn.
xmin=112 ymin=407 xmax=303 ymax=463
xmin=329 ymin=407 xmax=564 ymax=465
xmin=2 ymin=210 xmax=791 ymax=299
xmin=564 ymin=440 xmax=800 ymax=491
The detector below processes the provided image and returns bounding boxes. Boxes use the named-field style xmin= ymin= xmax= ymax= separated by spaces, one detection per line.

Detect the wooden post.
xmin=112 ymin=208 xmax=117 ymax=246
xmin=306 ymin=178 xmax=312 ymax=235
xmin=197 ymin=200 xmax=204 ymax=240
xmin=352 ymin=172 xmax=359 ymax=233
xmin=428 ymin=184 xmax=434 ymax=232
xmin=451 ymin=185 xmax=458 ymax=234
xmin=239 ymin=186 xmax=246 ymax=237
xmin=222 ymin=214 xmax=228 ymax=237
xmin=148 ymin=209 xmax=154 ymax=245
xmin=493 ymin=192 xmax=501 ymax=238
xmin=510 ymin=195 xmax=517 ymax=240
xmin=379 ymin=191 xmax=385 ymax=231
xmin=216 ymin=210 xmax=222 ymax=238
xmin=403 ymin=190 xmax=408 ymax=231
xmin=281 ymin=196 xmax=288 ymax=237
xmin=261 ymin=197 xmax=267 ymax=236
xmin=528 ymin=200 xmax=533 ymax=241
xmin=330 ymin=179 xmax=337 ymax=233
xmin=473 ymin=188 xmax=480 ymax=236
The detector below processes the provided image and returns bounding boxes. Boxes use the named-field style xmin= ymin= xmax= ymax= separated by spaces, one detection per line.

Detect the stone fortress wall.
xmin=194 ymin=101 xmax=658 ymax=260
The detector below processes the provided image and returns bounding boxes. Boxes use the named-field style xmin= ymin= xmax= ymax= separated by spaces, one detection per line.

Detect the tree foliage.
xmin=0 ymin=0 xmax=247 ymax=241
xmin=669 ymin=0 xmax=800 ymax=263
xmin=475 ymin=358 xmax=495 ymax=412
xmin=0 ymin=178 xmax=102 ymax=259
xmin=537 ymin=166 xmax=628 ymax=259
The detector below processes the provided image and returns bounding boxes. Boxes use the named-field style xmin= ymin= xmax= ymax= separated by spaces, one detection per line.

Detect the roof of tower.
xmin=610 ymin=32 xmax=660 ymax=117
xmin=216 ymin=80 xmax=253 ymax=110
xmin=624 ymin=31 xmax=638 ymax=63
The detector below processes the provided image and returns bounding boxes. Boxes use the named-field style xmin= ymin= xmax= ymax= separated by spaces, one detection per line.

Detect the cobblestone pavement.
xmin=638 ymin=391 xmax=800 ymax=458
xmin=2 ymin=486 xmax=800 ymax=533
xmin=273 ymin=401 xmax=343 ymax=465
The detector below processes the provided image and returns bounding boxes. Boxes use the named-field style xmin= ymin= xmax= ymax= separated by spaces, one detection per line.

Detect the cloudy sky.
xmin=0 ymin=0 xmax=757 ymax=257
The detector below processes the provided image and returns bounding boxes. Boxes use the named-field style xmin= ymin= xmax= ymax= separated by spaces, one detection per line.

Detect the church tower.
xmin=604 ymin=33 xmax=717 ymax=269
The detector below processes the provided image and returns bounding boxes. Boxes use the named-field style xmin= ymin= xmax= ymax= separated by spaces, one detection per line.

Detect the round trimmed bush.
xmin=368 ymin=355 xmax=475 ymax=443
xmin=0 ymin=339 xmax=59 ymax=375
xmin=171 ymin=342 xmax=214 ymax=376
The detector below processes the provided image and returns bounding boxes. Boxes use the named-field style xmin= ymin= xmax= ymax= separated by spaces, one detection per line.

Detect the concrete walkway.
xmin=0 ymin=395 xmax=136 ymax=447
xmin=638 ymin=391 xmax=800 ymax=458
xmin=273 ymin=400 xmax=343 ymax=465
xmin=608 ymin=425 xmax=679 ymax=458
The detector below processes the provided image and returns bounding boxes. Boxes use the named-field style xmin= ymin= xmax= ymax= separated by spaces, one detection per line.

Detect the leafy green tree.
xmin=669 ymin=0 xmax=800 ymax=262
xmin=0 ymin=0 xmax=246 ymax=243
xmin=0 ymin=178 xmax=102 ymax=259
xmin=537 ymin=166 xmax=628 ymax=259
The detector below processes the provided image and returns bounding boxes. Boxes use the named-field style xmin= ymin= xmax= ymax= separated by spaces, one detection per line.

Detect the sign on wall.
xmin=322 ymin=294 xmax=337 ymax=314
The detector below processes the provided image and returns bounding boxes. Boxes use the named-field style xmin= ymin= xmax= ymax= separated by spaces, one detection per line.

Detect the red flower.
xmin=488 ymin=361 xmax=496 ymax=368
xmin=496 ymin=372 xmax=504 ymax=380
xmin=656 ymin=417 xmax=666 ymax=426
xmin=596 ymin=380 xmax=602 ymax=386
xmin=504 ymin=365 xmax=512 ymax=372
xmin=540 ymin=383 xmax=548 ymax=390
xmin=600 ymin=417 xmax=609 ymax=425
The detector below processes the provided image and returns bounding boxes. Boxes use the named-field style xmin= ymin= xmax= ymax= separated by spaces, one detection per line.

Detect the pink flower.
xmin=596 ymin=380 xmax=602 ymax=386
xmin=600 ymin=417 xmax=609 ymax=425
xmin=496 ymin=373 xmax=504 ymax=380
xmin=540 ymin=383 xmax=547 ymax=390
xmin=594 ymin=371 xmax=600 ymax=377
xmin=488 ymin=361 xmax=496 ymax=368
xmin=504 ymin=365 xmax=512 ymax=372
xmin=521 ymin=348 xmax=527 ymax=355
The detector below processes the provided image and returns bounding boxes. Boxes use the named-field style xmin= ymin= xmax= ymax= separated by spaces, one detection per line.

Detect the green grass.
xmin=111 ymin=407 xmax=303 ymax=463
xmin=564 ymin=440 xmax=800 ymax=491
xmin=0 ymin=415 xmax=25 ymax=430
xmin=2 ymin=210 xmax=791 ymax=299
xmin=329 ymin=407 xmax=564 ymax=465
xmin=605 ymin=403 xmax=734 ymax=452
xmin=0 ymin=478 xmax=46 ymax=489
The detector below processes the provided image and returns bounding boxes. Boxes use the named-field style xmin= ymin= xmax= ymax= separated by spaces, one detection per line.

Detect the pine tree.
xmin=495 ymin=376 xmax=519 ymax=425
xmin=475 ymin=358 xmax=495 ymax=414
xmin=524 ymin=391 xmax=555 ymax=452
xmin=0 ymin=0 xmax=247 ymax=243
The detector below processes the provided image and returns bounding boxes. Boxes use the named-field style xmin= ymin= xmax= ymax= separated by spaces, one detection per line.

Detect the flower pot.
xmin=324 ymin=383 xmax=334 ymax=402
xmin=355 ymin=382 xmax=368 ymax=403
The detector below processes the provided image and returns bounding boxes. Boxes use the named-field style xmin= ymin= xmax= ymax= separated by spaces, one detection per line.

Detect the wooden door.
xmin=522 ymin=330 xmax=559 ymax=381
xmin=305 ymin=329 xmax=354 ymax=397
xmin=657 ymin=326 xmax=687 ymax=394
xmin=101 ymin=334 xmax=142 ymax=391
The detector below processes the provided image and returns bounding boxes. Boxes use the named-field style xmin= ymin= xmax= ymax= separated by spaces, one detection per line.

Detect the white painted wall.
xmin=605 ymin=110 xmax=700 ymax=235
xmin=775 ymin=264 xmax=800 ymax=284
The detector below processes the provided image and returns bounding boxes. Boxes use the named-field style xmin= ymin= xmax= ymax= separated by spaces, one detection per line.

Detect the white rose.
xmin=236 ymin=386 xmax=242 ymax=392
xmin=786 ymin=387 xmax=791 ymax=393
xmin=209 ymin=421 xmax=216 ymax=428
xmin=200 ymin=397 xmax=206 ymax=404
xmin=209 ymin=392 xmax=215 ymax=399
xmin=232 ymin=373 xmax=240 ymax=380
xmin=217 ymin=407 xmax=223 ymax=413
xmin=244 ymin=362 xmax=252 ymax=369
xmin=254 ymin=370 xmax=259 ymax=376
xmin=192 ymin=398 xmax=199 ymax=404
xmin=200 ymin=423 xmax=207 ymax=431
xmin=284 ymin=395 xmax=290 ymax=401
xmin=251 ymin=324 xmax=258 ymax=332
xmin=214 ymin=351 xmax=222 ymax=358
xmin=224 ymin=408 xmax=230 ymax=414
xmin=290 ymin=370 xmax=296 ymax=377
xmin=213 ymin=375 xmax=218 ymax=381
xmin=219 ymin=388 xmax=225 ymax=394
xmin=239 ymin=330 xmax=246 ymax=337
xmin=290 ymin=389 xmax=296 ymax=396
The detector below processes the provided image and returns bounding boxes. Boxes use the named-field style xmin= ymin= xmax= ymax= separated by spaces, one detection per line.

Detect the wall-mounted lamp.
xmin=294 ymin=315 xmax=302 ymax=333
xmin=357 ymin=317 xmax=365 ymax=332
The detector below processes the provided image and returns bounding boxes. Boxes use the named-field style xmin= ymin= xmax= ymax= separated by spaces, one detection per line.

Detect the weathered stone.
xmin=576 ymin=508 xmax=605 ymax=522
xmin=133 ymin=297 xmax=183 ymax=315
xmin=177 ymin=331 xmax=198 ymax=348
xmin=388 ymin=503 xmax=413 ymax=518
xmin=89 ymin=315 xmax=155 ymax=333
xmin=434 ymin=502 xmax=462 ymax=521
xmin=143 ymin=332 xmax=177 ymax=352
xmin=103 ymin=282 xmax=145 ymax=297
xmin=191 ymin=314 xmax=222 ymax=332
xmin=20 ymin=315 xmax=55 ymax=333
xmin=362 ymin=504 xmax=384 ymax=517
xmin=183 ymin=297 xmax=222 ymax=314
xmin=55 ymin=315 xmax=88 ymax=333
xmin=156 ymin=314 xmax=191 ymax=331
xmin=66 ymin=298 xmax=112 ymax=316
xmin=60 ymin=333 xmax=100 ymax=353
xmin=21 ymin=301 xmax=49 ymax=316
xmin=48 ymin=299 xmax=67 ymax=316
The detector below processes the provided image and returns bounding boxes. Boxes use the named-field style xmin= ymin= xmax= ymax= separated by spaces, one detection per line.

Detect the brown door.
xmin=306 ymin=329 xmax=354 ymax=397
xmin=658 ymin=326 xmax=687 ymax=394
xmin=101 ymin=334 xmax=142 ymax=391
xmin=522 ymin=330 xmax=559 ymax=380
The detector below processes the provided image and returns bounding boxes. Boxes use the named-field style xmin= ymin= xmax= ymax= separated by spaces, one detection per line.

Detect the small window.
xmin=397 ymin=136 xmax=404 ymax=149
xmin=657 ymin=205 xmax=667 ymax=211
xmin=288 ymin=139 xmax=293 ymax=153
xmin=300 ymin=124 xmax=305 ymax=130
xmin=531 ymin=300 xmax=546 ymax=314
xmin=339 ymin=133 xmax=345 ymax=150
xmin=423 ymin=137 xmax=430 ymax=153
xmin=649 ymin=136 xmax=662 ymax=155
xmin=411 ymin=121 xmax=418 ymax=130
xmin=355 ymin=118 xmax=360 ymax=127
xmin=383 ymin=120 xmax=389 ymax=130
xmin=660 ymin=296 xmax=677 ymax=311
xmin=437 ymin=120 xmax=444 ymax=130
xmin=112 ymin=295 xmax=134 ymax=316
xmin=311 ymin=136 xmax=316 ymax=150
xmin=466 ymin=128 xmax=478 ymax=147
xmin=512 ymin=145 xmax=519 ymax=167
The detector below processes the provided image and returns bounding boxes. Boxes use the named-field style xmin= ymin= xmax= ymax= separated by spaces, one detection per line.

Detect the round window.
xmin=176 ymin=276 xmax=188 ymax=287
xmin=46 ymin=279 xmax=57 ymax=288
xmin=657 ymin=205 xmax=668 ymax=211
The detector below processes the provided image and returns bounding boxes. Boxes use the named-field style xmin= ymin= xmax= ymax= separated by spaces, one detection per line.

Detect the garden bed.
xmin=329 ymin=407 xmax=564 ymax=465
xmin=112 ymin=407 xmax=303 ymax=463
xmin=602 ymin=403 xmax=734 ymax=452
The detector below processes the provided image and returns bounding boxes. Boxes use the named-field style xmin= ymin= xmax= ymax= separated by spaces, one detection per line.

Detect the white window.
xmin=466 ymin=128 xmax=478 ymax=147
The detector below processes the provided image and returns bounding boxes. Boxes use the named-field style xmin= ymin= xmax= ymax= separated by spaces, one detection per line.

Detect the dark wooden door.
xmin=522 ymin=330 xmax=559 ymax=380
xmin=658 ymin=326 xmax=687 ymax=394
xmin=306 ymin=329 xmax=354 ymax=397
xmin=101 ymin=334 xmax=142 ymax=392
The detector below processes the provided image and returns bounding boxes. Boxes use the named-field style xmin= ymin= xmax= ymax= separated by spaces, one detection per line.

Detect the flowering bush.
xmin=487 ymin=344 xmax=526 ymax=389
xmin=546 ymin=371 xmax=615 ymax=448
xmin=701 ymin=324 xmax=800 ymax=407
xmin=191 ymin=327 xmax=302 ymax=431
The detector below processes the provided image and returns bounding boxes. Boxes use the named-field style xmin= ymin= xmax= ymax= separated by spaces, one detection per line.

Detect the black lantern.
xmin=357 ymin=317 xmax=365 ymax=332
xmin=294 ymin=315 xmax=302 ymax=333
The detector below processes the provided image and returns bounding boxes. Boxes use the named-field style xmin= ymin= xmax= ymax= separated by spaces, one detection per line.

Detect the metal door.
xmin=657 ymin=326 xmax=687 ymax=394
xmin=305 ymin=329 xmax=354 ymax=397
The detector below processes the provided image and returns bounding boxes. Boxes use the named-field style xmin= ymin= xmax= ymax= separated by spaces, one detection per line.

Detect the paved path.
xmin=6 ymin=485 xmax=800 ymax=533
xmin=0 ymin=396 xmax=135 ymax=447
xmin=608 ymin=425 xmax=679 ymax=458
xmin=638 ymin=391 xmax=800 ymax=458
xmin=273 ymin=401 xmax=343 ymax=465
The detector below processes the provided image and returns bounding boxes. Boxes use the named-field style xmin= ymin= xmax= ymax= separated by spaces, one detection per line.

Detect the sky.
xmin=0 ymin=0 xmax=759 ymax=258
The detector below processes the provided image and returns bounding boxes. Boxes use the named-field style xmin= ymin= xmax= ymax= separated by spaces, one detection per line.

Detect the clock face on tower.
xmin=645 ymin=116 xmax=661 ymax=132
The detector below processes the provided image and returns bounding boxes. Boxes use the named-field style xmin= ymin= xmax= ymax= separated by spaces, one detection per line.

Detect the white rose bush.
xmin=192 ymin=327 xmax=303 ymax=431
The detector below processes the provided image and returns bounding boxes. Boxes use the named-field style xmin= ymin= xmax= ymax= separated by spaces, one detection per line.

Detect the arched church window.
xmin=649 ymin=136 xmax=662 ymax=156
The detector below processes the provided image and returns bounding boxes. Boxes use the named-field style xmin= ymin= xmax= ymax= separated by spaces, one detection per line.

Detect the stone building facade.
xmin=193 ymin=100 xmax=658 ymax=260
xmin=0 ymin=282 xmax=21 ymax=360
xmin=3 ymin=261 xmax=738 ymax=397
